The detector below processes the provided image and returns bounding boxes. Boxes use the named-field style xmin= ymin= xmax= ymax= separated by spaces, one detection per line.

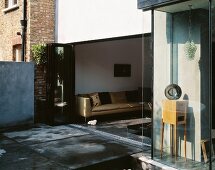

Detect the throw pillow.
xmin=110 ymin=91 xmax=127 ymax=104
xmin=98 ymin=92 xmax=111 ymax=105
xmin=89 ymin=93 xmax=101 ymax=107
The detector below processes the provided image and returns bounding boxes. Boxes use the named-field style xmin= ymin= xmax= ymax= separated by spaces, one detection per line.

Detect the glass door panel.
xmin=153 ymin=0 xmax=211 ymax=169
xmin=74 ymin=37 xmax=152 ymax=150
xmin=47 ymin=43 xmax=75 ymax=125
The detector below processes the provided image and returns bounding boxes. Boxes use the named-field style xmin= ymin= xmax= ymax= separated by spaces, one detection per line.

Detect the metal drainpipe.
xmin=21 ymin=0 xmax=27 ymax=62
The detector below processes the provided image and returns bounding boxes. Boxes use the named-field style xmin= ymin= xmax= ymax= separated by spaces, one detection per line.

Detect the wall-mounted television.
xmin=114 ymin=64 xmax=131 ymax=77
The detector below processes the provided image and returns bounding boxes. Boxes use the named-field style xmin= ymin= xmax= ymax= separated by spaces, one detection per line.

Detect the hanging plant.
xmin=31 ymin=44 xmax=47 ymax=65
xmin=184 ymin=40 xmax=197 ymax=60
xmin=184 ymin=5 xmax=197 ymax=60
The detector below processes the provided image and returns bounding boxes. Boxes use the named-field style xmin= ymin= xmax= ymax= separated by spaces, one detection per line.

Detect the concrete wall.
xmin=153 ymin=10 xmax=210 ymax=162
xmin=75 ymin=37 xmax=152 ymax=94
xmin=56 ymin=0 xmax=151 ymax=43
xmin=173 ymin=10 xmax=209 ymax=161
xmin=0 ymin=62 xmax=34 ymax=127
xmin=153 ymin=11 xmax=172 ymax=154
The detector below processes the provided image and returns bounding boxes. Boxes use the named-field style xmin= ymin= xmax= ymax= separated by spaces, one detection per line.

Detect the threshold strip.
xmin=69 ymin=124 xmax=151 ymax=149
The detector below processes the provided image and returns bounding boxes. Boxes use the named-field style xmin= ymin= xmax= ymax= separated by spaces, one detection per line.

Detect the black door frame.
xmin=46 ymin=43 xmax=75 ymax=125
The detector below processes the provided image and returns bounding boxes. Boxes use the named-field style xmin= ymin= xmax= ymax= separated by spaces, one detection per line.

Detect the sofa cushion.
xmin=92 ymin=104 xmax=120 ymax=112
xmin=92 ymin=103 xmax=141 ymax=112
xmin=98 ymin=92 xmax=111 ymax=105
xmin=127 ymin=102 xmax=142 ymax=108
xmin=126 ymin=90 xmax=139 ymax=102
xmin=110 ymin=91 xmax=127 ymax=104
xmin=89 ymin=92 xmax=101 ymax=107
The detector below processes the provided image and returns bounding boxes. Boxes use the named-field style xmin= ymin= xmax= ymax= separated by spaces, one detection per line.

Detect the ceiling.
xmin=156 ymin=0 xmax=209 ymax=13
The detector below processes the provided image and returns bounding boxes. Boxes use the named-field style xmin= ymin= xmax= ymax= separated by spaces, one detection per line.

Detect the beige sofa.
xmin=76 ymin=90 xmax=152 ymax=119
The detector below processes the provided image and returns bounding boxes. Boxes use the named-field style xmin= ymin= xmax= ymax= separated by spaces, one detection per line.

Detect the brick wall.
xmin=29 ymin=0 xmax=55 ymax=100
xmin=0 ymin=0 xmax=23 ymax=61
xmin=29 ymin=0 xmax=55 ymax=50
xmin=34 ymin=65 xmax=47 ymax=99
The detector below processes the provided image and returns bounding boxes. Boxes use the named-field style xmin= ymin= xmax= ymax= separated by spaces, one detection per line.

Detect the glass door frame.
xmin=46 ymin=43 xmax=75 ymax=125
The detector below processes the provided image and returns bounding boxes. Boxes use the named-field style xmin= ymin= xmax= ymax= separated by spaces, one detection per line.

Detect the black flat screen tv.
xmin=114 ymin=64 xmax=131 ymax=77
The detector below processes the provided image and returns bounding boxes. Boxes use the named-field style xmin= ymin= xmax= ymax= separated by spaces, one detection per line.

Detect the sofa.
xmin=76 ymin=89 xmax=152 ymax=120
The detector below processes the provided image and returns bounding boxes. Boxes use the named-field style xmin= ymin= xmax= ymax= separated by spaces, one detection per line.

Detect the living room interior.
xmin=46 ymin=34 xmax=153 ymax=147
xmin=72 ymin=34 xmax=153 ymax=146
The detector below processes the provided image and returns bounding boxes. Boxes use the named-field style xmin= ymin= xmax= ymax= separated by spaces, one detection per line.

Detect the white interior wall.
xmin=56 ymin=0 xmax=151 ymax=43
xmin=75 ymin=37 xmax=152 ymax=94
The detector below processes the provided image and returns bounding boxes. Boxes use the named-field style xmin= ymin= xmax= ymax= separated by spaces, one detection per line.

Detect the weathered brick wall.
xmin=0 ymin=0 xmax=23 ymax=61
xmin=29 ymin=0 xmax=55 ymax=48
xmin=34 ymin=65 xmax=47 ymax=99
xmin=29 ymin=0 xmax=55 ymax=100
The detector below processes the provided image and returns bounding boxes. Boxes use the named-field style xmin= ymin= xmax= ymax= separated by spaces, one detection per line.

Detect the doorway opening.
xmin=45 ymin=34 xmax=153 ymax=148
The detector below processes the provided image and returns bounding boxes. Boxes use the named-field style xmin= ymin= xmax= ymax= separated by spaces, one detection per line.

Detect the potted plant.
xmin=31 ymin=44 xmax=47 ymax=65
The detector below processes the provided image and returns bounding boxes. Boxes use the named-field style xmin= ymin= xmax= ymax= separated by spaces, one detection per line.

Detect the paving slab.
xmin=1 ymin=125 xmax=143 ymax=169
xmin=0 ymin=135 xmax=67 ymax=170
xmin=2 ymin=124 xmax=212 ymax=170
xmin=30 ymin=134 xmax=142 ymax=169
xmin=3 ymin=125 xmax=89 ymax=145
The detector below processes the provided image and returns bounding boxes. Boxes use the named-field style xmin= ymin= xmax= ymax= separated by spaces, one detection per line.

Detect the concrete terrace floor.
xmin=0 ymin=124 xmax=149 ymax=170
xmin=1 ymin=123 xmax=211 ymax=170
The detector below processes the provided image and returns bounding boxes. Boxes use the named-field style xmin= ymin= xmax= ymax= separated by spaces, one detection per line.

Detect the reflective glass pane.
xmin=153 ymin=0 xmax=211 ymax=169
xmin=74 ymin=37 xmax=152 ymax=150
xmin=54 ymin=47 xmax=64 ymax=104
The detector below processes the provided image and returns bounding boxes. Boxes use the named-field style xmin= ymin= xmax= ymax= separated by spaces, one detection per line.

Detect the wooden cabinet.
xmin=160 ymin=100 xmax=188 ymax=160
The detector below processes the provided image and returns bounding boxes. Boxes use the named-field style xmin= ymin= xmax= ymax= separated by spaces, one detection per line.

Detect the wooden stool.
xmin=160 ymin=100 xmax=188 ymax=160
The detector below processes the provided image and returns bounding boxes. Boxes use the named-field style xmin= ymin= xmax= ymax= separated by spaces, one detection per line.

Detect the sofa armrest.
xmin=76 ymin=96 xmax=92 ymax=118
